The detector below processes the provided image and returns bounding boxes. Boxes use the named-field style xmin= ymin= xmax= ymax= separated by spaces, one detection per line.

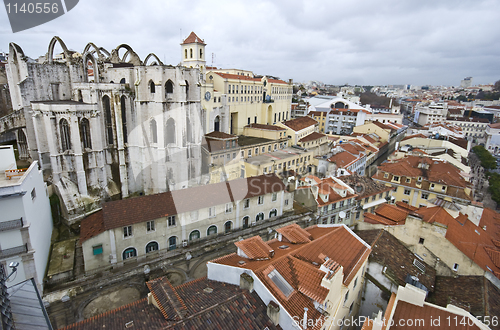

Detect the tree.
xmin=494 ymin=80 xmax=500 ymax=92
xmin=472 ymin=145 xmax=496 ymax=170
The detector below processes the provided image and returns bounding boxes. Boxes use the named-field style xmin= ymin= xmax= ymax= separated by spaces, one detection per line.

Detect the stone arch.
xmin=214 ymin=116 xmax=220 ymax=132
xmin=144 ymin=53 xmax=164 ymax=66
xmin=165 ymin=80 xmax=174 ymax=94
xmin=82 ymin=42 xmax=105 ymax=60
xmin=145 ymin=241 xmax=159 ymax=253
xmin=9 ymin=42 xmax=26 ymax=82
xmin=109 ymin=44 xmax=142 ymax=66
xmin=80 ymin=118 xmax=92 ymax=149
xmin=98 ymin=47 xmax=110 ymax=58
xmin=60 ymin=118 xmax=71 ymax=151
xmin=47 ymin=36 xmax=72 ymax=64
xmin=82 ymin=52 xmax=98 ymax=83
xmin=149 ymin=80 xmax=156 ymax=93
xmin=103 ymin=95 xmax=113 ymax=145
xmin=120 ymin=95 xmax=128 ymax=144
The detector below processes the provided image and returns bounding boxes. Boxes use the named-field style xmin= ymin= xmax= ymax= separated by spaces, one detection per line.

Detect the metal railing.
xmin=0 ymin=244 xmax=28 ymax=258
xmin=0 ymin=218 xmax=23 ymax=232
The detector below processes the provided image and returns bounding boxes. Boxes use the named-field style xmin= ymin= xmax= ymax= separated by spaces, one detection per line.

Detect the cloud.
xmin=0 ymin=0 xmax=499 ymax=86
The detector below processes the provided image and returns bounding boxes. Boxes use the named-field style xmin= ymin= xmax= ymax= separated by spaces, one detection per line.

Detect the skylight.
xmin=268 ymin=269 xmax=294 ymax=297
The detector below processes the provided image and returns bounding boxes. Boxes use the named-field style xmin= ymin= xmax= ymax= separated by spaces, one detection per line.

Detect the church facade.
xmin=6 ymin=37 xmax=204 ymax=224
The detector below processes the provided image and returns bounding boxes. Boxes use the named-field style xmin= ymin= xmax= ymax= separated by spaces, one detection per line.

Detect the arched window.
xmin=200 ymin=48 xmax=203 ymax=59
xmin=166 ymin=118 xmax=176 ymax=145
xmin=186 ymin=117 xmax=193 ymax=144
xmin=207 ymin=225 xmax=217 ymax=236
xmin=184 ymin=49 xmax=187 ymax=59
xmin=150 ymin=119 xmax=157 ymax=143
xmin=145 ymin=241 xmax=159 ymax=253
xmin=60 ymin=119 xmax=71 ymax=151
xmin=17 ymin=129 xmax=28 ymax=159
xmin=214 ymin=116 xmax=220 ymax=132
xmin=185 ymin=80 xmax=189 ymax=99
xmin=224 ymin=221 xmax=232 ymax=233
xmin=190 ymin=48 xmax=193 ymax=58
xmin=168 ymin=236 xmax=177 ymax=250
xmin=121 ymin=96 xmax=128 ymax=144
xmin=103 ymin=96 xmax=113 ymax=145
xmin=80 ymin=118 xmax=92 ymax=149
xmin=165 ymin=80 xmax=174 ymax=94
xmin=334 ymin=102 xmax=346 ymax=109
xmin=122 ymin=247 xmax=137 ymax=260
xmin=269 ymin=209 xmax=278 ymax=218
xmin=242 ymin=216 xmax=249 ymax=229
xmin=120 ymin=78 xmax=126 ymax=84
xmin=189 ymin=230 xmax=200 ymax=241
xmin=256 ymin=212 xmax=264 ymax=222
xmin=150 ymin=80 xmax=156 ymax=93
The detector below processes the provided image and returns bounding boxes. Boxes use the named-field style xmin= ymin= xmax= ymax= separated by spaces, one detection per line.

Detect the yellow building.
xmin=372 ymin=156 xmax=472 ymax=208
xmin=308 ymin=111 xmax=328 ymax=133
xmin=353 ymin=121 xmax=393 ymax=143
xmin=180 ymin=32 xmax=293 ymax=136
xmin=244 ymin=147 xmax=315 ymax=177
xmin=277 ymin=116 xmax=319 ymax=145
xmin=202 ymin=131 xmax=245 ymax=184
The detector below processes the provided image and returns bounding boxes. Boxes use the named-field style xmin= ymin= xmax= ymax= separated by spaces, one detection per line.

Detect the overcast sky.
xmin=1 ymin=0 xmax=499 ymax=87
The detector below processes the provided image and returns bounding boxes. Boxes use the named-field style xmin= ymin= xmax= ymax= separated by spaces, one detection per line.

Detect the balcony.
xmin=0 ymin=244 xmax=28 ymax=258
xmin=0 ymin=218 xmax=23 ymax=232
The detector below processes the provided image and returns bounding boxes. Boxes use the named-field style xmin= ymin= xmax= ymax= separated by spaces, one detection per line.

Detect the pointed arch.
xmin=82 ymin=52 xmax=98 ymax=83
xmin=144 ymin=53 xmax=164 ymax=66
xmin=98 ymin=47 xmax=110 ymax=58
xmin=165 ymin=80 xmax=174 ymax=94
xmin=60 ymin=118 xmax=71 ymax=151
xmin=103 ymin=95 xmax=113 ymax=145
xmin=214 ymin=116 xmax=220 ymax=132
xmin=80 ymin=118 xmax=92 ymax=149
xmin=82 ymin=42 xmax=106 ymax=60
xmin=150 ymin=118 xmax=158 ymax=143
xmin=166 ymin=118 xmax=176 ymax=145
xmin=149 ymin=80 xmax=156 ymax=93
xmin=121 ymin=96 xmax=128 ymax=144
xmin=109 ymin=44 xmax=142 ymax=66
xmin=47 ymin=36 xmax=72 ymax=64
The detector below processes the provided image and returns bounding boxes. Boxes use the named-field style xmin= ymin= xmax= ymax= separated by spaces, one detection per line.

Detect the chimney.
xmin=240 ymin=273 xmax=254 ymax=292
xmin=266 ymin=301 xmax=280 ymax=325
xmin=303 ymin=308 xmax=308 ymax=329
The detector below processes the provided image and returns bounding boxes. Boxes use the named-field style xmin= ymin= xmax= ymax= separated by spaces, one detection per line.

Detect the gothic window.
xmin=150 ymin=119 xmax=158 ymax=143
xmin=214 ymin=116 xmax=220 ymax=132
xmin=120 ymin=78 xmax=126 ymax=84
xmin=121 ymin=96 xmax=128 ymax=144
xmin=165 ymin=80 xmax=174 ymax=94
xmin=166 ymin=118 xmax=175 ymax=145
xmin=149 ymin=80 xmax=156 ymax=93
xmin=80 ymin=118 xmax=92 ymax=149
xmin=60 ymin=118 xmax=71 ymax=151
xmin=103 ymin=95 xmax=113 ymax=145
xmin=185 ymin=80 xmax=189 ymax=99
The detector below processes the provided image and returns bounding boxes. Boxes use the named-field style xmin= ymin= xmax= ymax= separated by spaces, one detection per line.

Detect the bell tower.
xmin=181 ymin=31 xmax=206 ymax=74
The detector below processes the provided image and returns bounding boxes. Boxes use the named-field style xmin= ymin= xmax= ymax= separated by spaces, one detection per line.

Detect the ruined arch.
xmin=109 ymin=44 xmax=142 ymax=66
xmin=17 ymin=129 xmax=28 ymax=159
xmin=8 ymin=42 xmax=26 ymax=82
xmin=143 ymin=53 xmax=164 ymax=66
xmin=98 ymin=47 xmax=110 ymax=58
xmin=82 ymin=42 xmax=106 ymax=60
xmin=82 ymin=52 xmax=98 ymax=83
xmin=47 ymin=36 xmax=72 ymax=64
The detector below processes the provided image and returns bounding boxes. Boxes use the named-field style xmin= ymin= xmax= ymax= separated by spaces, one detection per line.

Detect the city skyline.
xmin=0 ymin=0 xmax=499 ymax=87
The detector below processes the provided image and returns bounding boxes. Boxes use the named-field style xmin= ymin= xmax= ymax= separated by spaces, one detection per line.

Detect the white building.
xmin=0 ymin=146 xmax=53 ymax=290
xmin=485 ymin=122 xmax=500 ymax=155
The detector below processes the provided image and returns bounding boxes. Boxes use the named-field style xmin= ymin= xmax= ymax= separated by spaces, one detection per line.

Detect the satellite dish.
xmin=339 ymin=211 xmax=346 ymax=219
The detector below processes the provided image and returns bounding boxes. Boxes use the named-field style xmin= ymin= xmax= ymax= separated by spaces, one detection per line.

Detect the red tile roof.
xmin=205 ymin=131 xmax=237 ymax=139
xmin=275 ymin=223 xmax=312 ymax=243
xmin=282 ymin=117 xmax=318 ymax=132
xmin=299 ymin=131 xmax=326 ymax=143
xmin=327 ymin=151 xmax=357 ymax=168
xmin=81 ymin=174 xmax=286 ymax=242
xmin=181 ymin=31 xmax=205 ymax=45
xmin=244 ymin=123 xmax=286 ymax=131
xmin=211 ymin=224 xmax=371 ymax=329
xmin=235 ymin=236 xmax=274 ymax=260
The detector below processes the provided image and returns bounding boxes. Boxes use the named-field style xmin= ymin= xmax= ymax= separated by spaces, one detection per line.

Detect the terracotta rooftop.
xmin=205 ymin=131 xmax=237 ymax=140
xmin=235 ymin=236 xmax=274 ymax=260
xmin=62 ymin=277 xmax=279 ymax=330
xmin=181 ymin=31 xmax=205 ymax=45
xmin=338 ymin=173 xmax=392 ymax=199
xmin=357 ymin=230 xmax=436 ymax=292
xmin=327 ymin=151 xmax=358 ymax=168
xmin=211 ymin=224 xmax=371 ymax=329
xmin=299 ymin=131 xmax=326 ymax=143
xmin=282 ymin=116 xmax=318 ymax=132
xmin=275 ymin=223 xmax=312 ymax=244
xmin=245 ymin=123 xmax=286 ymax=131
xmin=80 ymin=174 xmax=286 ymax=242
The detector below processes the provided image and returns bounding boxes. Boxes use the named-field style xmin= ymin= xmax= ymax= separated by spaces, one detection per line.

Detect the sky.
xmin=1 ymin=0 xmax=499 ymax=87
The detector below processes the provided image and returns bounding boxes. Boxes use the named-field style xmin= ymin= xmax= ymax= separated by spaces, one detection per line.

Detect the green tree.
xmin=472 ymin=145 xmax=497 ymax=170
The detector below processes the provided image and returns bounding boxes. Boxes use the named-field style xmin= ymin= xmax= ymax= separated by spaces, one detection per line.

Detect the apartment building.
xmin=0 ymin=146 xmax=52 ymax=290
xmin=372 ymin=156 xmax=473 ymax=208
xmin=208 ymin=223 xmax=371 ymax=330
xmin=80 ymin=174 xmax=293 ymax=272
xmin=447 ymin=117 xmax=489 ymax=144
xmin=202 ymin=131 xmax=244 ymax=184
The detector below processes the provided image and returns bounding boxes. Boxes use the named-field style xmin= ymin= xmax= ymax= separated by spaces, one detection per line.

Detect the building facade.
xmin=80 ymin=174 xmax=293 ymax=272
